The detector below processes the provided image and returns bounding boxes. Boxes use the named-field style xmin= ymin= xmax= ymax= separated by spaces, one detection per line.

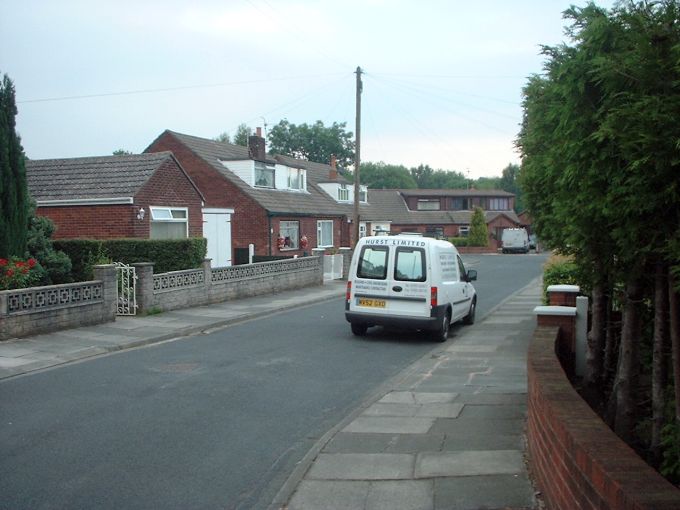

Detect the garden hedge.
xmin=53 ymin=238 xmax=207 ymax=282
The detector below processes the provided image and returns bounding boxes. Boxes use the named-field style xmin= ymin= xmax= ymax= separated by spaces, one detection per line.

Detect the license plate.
xmin=358 ymin=298 xmax=386 ymax=308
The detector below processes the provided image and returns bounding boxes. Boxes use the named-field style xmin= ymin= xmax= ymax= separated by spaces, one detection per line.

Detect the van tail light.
xmin=430 ymin=286 xmax=438 ymax=308
xmin=346 ymin=281 xmax=352 ymax=301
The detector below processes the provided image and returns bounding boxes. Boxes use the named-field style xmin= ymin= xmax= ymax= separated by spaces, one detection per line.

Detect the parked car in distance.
xmin=501 ymin=228 xmax=530 ymax=254
xmin=345 ymin=235 xmax=477 ymax=342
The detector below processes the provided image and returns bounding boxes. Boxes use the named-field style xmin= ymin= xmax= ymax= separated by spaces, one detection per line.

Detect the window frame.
xmin=149 ymin=206 xmax=189 ymax=239
xmin=287 ymin=167 xmax=305 ymax=190
xmin=254 ymin=161 xmax=275 ymax=188
xmin=338 ymin=184 xmax=349 ymax=201
xmin=417 ymin=199 xmax=440 ymax=211
xmin=279 ymin=220 xmax=300 ymax=250
xmin=316 ymin=220 xmax=334 ymax=248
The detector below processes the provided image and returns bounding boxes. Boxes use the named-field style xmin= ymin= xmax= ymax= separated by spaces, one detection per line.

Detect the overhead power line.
xmin=17 ymin=73 xmax=346 ymax=104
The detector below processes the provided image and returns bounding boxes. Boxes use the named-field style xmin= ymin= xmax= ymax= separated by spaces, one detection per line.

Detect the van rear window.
xmin=395 ymin=247 xmax=426 ymax=282
xmin=357 ymin=246 xmax=388 ymax=279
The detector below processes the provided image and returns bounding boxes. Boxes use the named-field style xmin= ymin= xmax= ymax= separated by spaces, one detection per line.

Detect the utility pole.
xmin=353 ymin=66 xmax=362 ymax=247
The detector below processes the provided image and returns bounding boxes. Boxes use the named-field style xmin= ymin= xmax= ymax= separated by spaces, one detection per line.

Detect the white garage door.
xmin=202 ymin=208 xmax=233 ymax=267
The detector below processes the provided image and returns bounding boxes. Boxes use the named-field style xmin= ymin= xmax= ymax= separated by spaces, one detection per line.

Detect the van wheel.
xmin=351 ymin=323 xmax=368 ymax=336
xmin=463 ymin=299 xmax=476 ymax=325
xmin=433 ymin=312 xmax=450 ymax=342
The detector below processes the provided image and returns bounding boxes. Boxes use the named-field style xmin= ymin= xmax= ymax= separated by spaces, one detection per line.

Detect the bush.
xmin=54 ymin=238 xmax=207 ymax=281
xmin=0 ymin=257 xmax=41 ymax=290
xmin=542 ymin=253 xmax=579 ymax=304
xmin=448 ymin=237 xmax=468 ymax=247
xmin=26 ymin=213 xmax=72 ymax=285
xmin=468 ymin=207 xmax=489 ymax=247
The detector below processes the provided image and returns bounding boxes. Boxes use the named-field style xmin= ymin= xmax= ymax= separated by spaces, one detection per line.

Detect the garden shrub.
xmin=448 ymin=237 xmax=468 ymax=247
xmin=542 ymin=253 xmax=580 ymax=304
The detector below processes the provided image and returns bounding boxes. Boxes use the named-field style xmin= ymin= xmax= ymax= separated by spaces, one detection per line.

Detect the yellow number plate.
xmin=358 ymin=298 xmax=386 ymax=308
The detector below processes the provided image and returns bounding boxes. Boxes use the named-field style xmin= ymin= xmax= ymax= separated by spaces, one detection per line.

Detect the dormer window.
xmin=288 ymin=168 xmax=305 ymax=190
xmin=359 ymin=186 xmax=367 ymax=203
xmin=255 ymin=162 xmax=275 ymax=188
xmin=338 ymin=184 xmax=349 ymax=201
xmin=417 ymin=199 xmax=440 ymax=211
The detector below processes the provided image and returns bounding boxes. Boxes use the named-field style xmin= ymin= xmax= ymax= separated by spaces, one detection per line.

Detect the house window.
xmin=279 ymin=221 xmax=299 ymax=249
xmin=150 ymin=206 xmax=188 ymax=239
xmin=317 ymin=220 xmax=334 ymax=247
xmin=338 ymin=185 xmax=349 ymax=201
xmin=459 ymin=226 xmax=470 ymax=237
xmin=488 ymin=198 xmax=509 ymax=210
xmin=288 ymin=168 xmax=304 ymax=190
xmin=417 ymin=199 xmax=440 ymax=211
xmin=359 ymin=186 xmax=367 ymax=202
xmin=255 ymin=162 xmax=275 ymax=188
xmin=450 ymin=198 xmax=469 ymax=210
xmin=359 ymin=223 xmax=367 ymax=238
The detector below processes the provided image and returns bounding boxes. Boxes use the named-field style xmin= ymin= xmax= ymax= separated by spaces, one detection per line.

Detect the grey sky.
xmin=2 ymin=0 xmax=615 ymax=178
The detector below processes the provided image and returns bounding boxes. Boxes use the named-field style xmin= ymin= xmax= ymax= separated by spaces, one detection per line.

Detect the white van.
xmin=345 ymin=235 xmax=477 ymax=341
xmin=501 ymin=228 xmax=529 ymax=254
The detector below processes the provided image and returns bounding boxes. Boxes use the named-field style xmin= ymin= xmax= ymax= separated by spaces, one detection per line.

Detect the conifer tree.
xmin=0 ymin=73 xmax=29 ymax=258
xmin=468 ymin=207 xmax=488 ymax=247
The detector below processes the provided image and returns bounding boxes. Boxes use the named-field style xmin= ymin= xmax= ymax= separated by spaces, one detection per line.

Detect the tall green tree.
xmin=360 ymin=162 xmax=417 ymax=189
xmin=0 ymin=73 xmax=29 ymax=258
xmin=519 ymin=0 xmax=680 ymax=463
xmin=268 ymin=119 xmax=355 ymax=168
xmin=499 ymin=163 xmax=523 ymax=212
xmin=410 ymin=164 xmax=467 ymax=189
xmin=233 ymin=123 xmax=252 ymax=146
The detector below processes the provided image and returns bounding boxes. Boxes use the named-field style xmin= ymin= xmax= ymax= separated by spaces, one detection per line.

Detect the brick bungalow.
xmin=145 ymin=130 xmax=373 ymax=265
xmin=26 ymin=152 xmax=204 ymax=240
xmin=363 ymin=189 xmax=522 ymax=251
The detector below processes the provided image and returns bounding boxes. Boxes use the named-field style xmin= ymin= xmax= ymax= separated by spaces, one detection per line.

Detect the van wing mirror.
xmin=466 ymin=269 xmax=477 ymax=282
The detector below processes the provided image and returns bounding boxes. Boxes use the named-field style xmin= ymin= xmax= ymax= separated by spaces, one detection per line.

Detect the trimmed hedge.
xmin=448 ymin=237 xmax=468 ymax=247
xmin=542 ymin=254 xmax=580 ymax=304
xmin=53 ymin=238 xmax=207 ymax=282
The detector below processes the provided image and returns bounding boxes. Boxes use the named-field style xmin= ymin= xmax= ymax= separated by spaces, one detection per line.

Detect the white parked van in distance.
xmin=501 ymin=228 xmax=529 ymax=254
xmin=345 ymin=235 xmax=477 ymax=341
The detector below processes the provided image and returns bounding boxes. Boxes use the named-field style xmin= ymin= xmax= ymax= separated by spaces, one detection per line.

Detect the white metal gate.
xmin=114 ymin=262 xmax=137 ymax=315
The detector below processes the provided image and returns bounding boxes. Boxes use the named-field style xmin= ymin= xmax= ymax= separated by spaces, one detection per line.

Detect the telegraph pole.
xmin=353 ymin=66 xmax=362 ymax=247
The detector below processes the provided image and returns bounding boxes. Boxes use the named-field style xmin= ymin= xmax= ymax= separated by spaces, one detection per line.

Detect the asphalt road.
xmin=0 ymin=252 xmax=548 ymax=510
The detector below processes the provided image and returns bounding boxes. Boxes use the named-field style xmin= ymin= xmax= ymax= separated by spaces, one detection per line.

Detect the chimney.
xmin=329 ymin=154 xmax=338 ymax=180
xmin=248 ymin=126 xmax=266 ymax=161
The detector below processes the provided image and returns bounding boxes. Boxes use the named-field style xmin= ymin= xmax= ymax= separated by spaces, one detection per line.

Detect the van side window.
xmin=357 ymin=246 xmax=388 ymax=279
xmin=457 ymin=256 xmax=467 ymax=281
xmin=395 ymin=247 xmax=426 ymax=282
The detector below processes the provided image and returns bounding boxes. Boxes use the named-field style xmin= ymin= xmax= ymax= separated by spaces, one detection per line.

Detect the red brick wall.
xmin=527 ymin=326 xmax=680 ymax=510
xmin=36 ymin=156 xmax=204 ymax=240
xmin=37 ymin=204 xmax=137 ymax=239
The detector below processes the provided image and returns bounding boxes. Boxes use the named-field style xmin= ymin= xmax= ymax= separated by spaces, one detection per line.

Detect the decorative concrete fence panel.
xmin=0 ymin=265 xmax=117 ymax=341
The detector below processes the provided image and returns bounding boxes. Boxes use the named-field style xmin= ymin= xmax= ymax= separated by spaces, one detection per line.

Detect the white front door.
xmin=202 ymin=208 xmax=233 ymax=267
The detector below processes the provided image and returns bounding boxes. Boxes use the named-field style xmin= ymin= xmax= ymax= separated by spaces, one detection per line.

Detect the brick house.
xmin=363 ymin=189 xmax=522 ymax=250
xmin=25 ymin=152 xmax=204 ymax=240
xmin=145 ymin=130 xmax=372 ymax=265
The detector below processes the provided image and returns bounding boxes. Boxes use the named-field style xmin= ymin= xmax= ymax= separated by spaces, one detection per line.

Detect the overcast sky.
xmin=2 ymin=0 xmax=615 ymax=178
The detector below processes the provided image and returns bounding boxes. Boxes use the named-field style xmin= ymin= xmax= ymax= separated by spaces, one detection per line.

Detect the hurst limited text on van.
xmin=345 ymin=235 xmax=477 ymax=342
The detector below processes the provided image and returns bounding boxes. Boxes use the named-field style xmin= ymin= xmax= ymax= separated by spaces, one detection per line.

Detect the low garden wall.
xmin=0 ymin=257 xmax=323 ymax=340
xmin=527 ymin=325 xmax=680 ymax=509
xmin=0 ymin=265 xmax=118 ymax=340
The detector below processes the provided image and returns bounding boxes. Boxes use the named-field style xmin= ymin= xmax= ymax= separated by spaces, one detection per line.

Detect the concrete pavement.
xmin=0 ymin=277 xmax=543 ymax=509
xmin=275 ymin=279 xmax=542 ymax=510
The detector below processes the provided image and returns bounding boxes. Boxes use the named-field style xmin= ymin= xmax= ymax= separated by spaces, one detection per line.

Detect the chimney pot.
xmin=329 ymin=155 xmax=338 ymax=180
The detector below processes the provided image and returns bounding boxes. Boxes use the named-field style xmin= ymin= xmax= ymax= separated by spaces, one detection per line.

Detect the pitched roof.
xmin=363 ymin=190 xmax=520 ymax=225
xmin=156 ymin=130 xmax=351 ymax=217
xmin=25 ymin=152 xmax=196 ymax=202
xmin=397 ymin=188 xmax=515 ymax=198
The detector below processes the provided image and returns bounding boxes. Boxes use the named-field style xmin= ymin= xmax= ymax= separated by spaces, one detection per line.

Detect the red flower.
xmin=0 ymin=259 xmax=7 ymax=267
xmin=27 ymin=258 xmax=37 ymax=268
xmin=21 ymin=268 xmax=29 ymax=274
xmin=5 ymin=269 xmax=14 ymax=277
xmin=15 ymin=261 xmax=25 ymax=268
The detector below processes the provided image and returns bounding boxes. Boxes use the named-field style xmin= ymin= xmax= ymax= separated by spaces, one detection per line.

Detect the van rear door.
xmin=389 ymin=246 xmax=430 ymax=317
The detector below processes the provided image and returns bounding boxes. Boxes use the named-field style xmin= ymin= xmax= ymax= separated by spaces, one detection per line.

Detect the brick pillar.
xmin=133 ymin=262 xmax=155 ymax=313
xmin=339 ymin=247 xmax=353 ymax=280
xmin=534 ymin=305 xmax=577 ymax=376
xmin=547 ymin=284 xmax=580 ymax=306
xmin=93 ymin=264 xmax=117 ymax=322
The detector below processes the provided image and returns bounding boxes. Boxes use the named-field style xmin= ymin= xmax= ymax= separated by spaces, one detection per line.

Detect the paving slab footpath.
xmin=275 ymin=279 xmax=543 ymax=510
